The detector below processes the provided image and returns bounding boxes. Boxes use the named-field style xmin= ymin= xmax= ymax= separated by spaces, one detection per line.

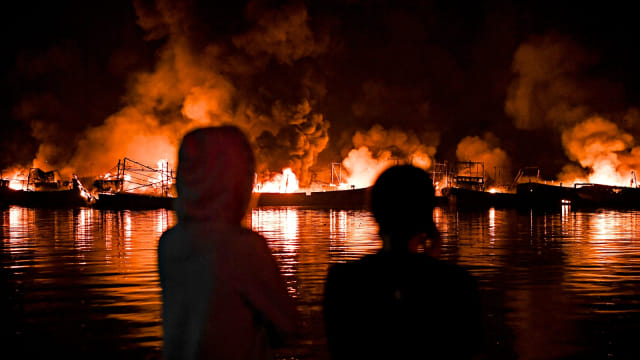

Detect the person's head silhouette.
xmin=175 ymin=126 xmax=255 ymax=224
xmin=370 ymin=164 xmax=440 ymax=255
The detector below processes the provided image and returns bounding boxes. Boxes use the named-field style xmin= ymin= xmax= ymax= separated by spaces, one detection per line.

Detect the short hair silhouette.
xmin=324 ymin=165 xmax=482 ymax=360
xmin=370 ymin=165 xmax=437 ymax=247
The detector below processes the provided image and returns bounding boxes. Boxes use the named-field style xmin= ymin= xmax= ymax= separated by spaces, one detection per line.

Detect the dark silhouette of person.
xmin=323 ymin=164 xmax=482 ymax=360
xmin=158 ymin=126 xmax=297 ymax=360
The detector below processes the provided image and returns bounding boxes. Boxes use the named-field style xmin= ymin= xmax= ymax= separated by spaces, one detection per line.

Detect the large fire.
xmin=3 ymin=117 xmax=639 ymax=198
xmin=254 ymin=168 xmax=299 ymax=193
xmin=7 ymin=171 xmax=28 ymax=191
xmin=558 ymin=116 xmax=640 ymax=188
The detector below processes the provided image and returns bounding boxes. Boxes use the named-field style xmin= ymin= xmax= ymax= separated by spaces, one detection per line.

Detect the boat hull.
xmin=443 ymin=187 xmax=518 ymax=209
xmin=254 ymin=187 xmax=371 ymax=209
xmin=0 ymin=187 xmax=90 ymax=208
xmin=515 ymin=182 xmax=577 ymax=210
xmin=94 ymin=193 xmax=175 ymax=210
xmin=572 ymin=183 xmax=640 ymax=209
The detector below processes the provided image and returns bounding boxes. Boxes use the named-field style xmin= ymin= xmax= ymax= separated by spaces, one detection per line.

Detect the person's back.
xmin=323 ymin=165 xmax=482 ymax=359
xmin=158 ymin=126 xmax=297 ymax=360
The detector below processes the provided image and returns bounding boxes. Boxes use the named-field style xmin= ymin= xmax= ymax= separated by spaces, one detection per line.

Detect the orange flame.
xmin=6 ymin=171 xmax=28 ymax=191
xmin=254 ymin=168 xmax=299 ymax=193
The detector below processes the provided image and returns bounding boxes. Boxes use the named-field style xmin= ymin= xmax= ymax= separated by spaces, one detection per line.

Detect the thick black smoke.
xmin=4 ymin=0 xmax=640 ymax=185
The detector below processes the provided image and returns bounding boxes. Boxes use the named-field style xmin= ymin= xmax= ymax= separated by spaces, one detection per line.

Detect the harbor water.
xmin=2 ymin=205 xmax=640 ymax=359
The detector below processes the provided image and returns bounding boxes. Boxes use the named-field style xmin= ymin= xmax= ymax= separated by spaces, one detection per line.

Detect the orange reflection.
xmin=74 ymin=208 xmax=94 ymax=252
xmin=433 ymin=207 xmax=447 ymax=234
xmin=327 ymin=210 xmax=379 ymax=261
xmin=252 ymin=208 xmax=299 ymax=243
xmin=92 ymin=209 xmax=176 ymax=341
xmin=329 ymin=210 xmax=347 ymax=242
xmin=4 ymin=206 xmax=36 ymax=259
xmin=563 ymin=211 xmax=640 ymax=296
xmin=488 ymin=207 xmax=496 ymax=242
xmin=124 ymin=210 xmax=132 ymax=251
xmin=453 ymin=208 xmax=509 ymax=271
xmin=251 ymin=208 xmax=300 ymax=297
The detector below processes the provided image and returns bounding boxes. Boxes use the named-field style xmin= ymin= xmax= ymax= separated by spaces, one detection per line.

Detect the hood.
xmin=175 ymin=126 xmax=255 ymax=224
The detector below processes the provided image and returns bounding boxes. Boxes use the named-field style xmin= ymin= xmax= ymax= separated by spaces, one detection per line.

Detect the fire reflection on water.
xmin=563 ymin=211 xmax=640 ymax=297
xmin=2 ymin=206 xmax=177 ymax=354
xmin=250 ymin=208 xmax=300 ymax=297
xmin=2 ymin=206 xmax=640 ymax=358
xmin=74 ymin=208 xmax=93 ymax=254
xmin=8 ymin=206 xmax=34 ymax=243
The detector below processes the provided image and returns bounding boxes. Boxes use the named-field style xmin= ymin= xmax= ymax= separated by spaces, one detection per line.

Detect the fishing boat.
xmin=440 ymin=161 xmax=518 ymax=209
xmin=254 ymin=186 xmax=371 ymax=209
xmin=571 ymin=182 xmax=640 ymax=209
xmin=92 ymin=158 xmax=176 ymax=210
xmin=0 ymin=169 xmax=93 ymax=208
xmin=511 ymin=167 xmax=577 ymax=210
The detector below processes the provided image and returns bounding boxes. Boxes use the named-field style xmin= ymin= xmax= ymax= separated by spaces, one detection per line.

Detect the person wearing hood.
xmin=158 ymin=126 xmax=297 ymax=359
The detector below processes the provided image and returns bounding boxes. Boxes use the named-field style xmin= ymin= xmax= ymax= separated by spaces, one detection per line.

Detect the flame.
xmin=339 ymin=125 xmax=438 ymax=189
xmin=96 ymin=158 xmax=175 ymax=196
xmin=560 ymin=116 xmax=639 ymax=187
xmin=73 ymin=174 xmax=95 ymax=202
xmin=342 ymin=147 xmax=395 ymax=189
xmin=5 ymin=171 xmax=28 ymax=191
xmin=254 ymin=168 xmax=299 ymax=193
xmin=154 ymin=159 xmax=172 ymax=192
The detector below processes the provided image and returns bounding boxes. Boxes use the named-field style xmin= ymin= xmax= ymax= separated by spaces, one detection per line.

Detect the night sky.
xmin=4 ymin=0 xmax=640 ymax=185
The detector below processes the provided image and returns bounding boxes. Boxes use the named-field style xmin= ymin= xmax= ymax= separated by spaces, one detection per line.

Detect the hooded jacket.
xmin=158 ymin=126 xmax=297 ymax=359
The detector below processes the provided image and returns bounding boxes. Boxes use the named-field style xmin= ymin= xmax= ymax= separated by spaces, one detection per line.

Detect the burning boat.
xmin=0 ymin=168 xmax=93 ymax=208
xmin=92 ymin=158 xmax=176 ymax=210
xmin=440 ymin=161 xmax=518 ymax=209
xmin=252 ymin=165 xmax=372 ymax=209
xmin=570 ymin=181 xmax=640 ymax=209
xmin=513 ymin=167 xmax=578 ymax=210
xmin=254 ymin=186 xmax=372 ymax=209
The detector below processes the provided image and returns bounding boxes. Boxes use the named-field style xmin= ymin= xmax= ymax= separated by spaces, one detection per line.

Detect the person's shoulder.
xmin=326 ymin=253 xmax=385 ymax=282
xmin=236 ymin=227 xmax=269 ymax=248
xmin=426 ymin=256 xmax=479 ymax=289
xmin=158 ymin=225 xmax=182 ymax=251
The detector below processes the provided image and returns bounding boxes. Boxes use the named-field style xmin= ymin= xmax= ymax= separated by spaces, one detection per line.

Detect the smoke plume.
xmin=341 ymin=125 xmax=438 ymax=188
xmin=505 ymin=33 xmax=634 ymax=184
xmin=455 ymin=133 xmax=510 ymax=184
xmin=504 ymin=34 xmax=603 ymax=131
xmin=559 ymin=116 xmax=640 ymax=186
xmin=66 ymin=0 xmax=329 ymax=187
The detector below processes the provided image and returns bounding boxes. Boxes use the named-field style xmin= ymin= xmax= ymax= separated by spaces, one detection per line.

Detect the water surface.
xmin=2 ymin=205 xmax=640 ymax=359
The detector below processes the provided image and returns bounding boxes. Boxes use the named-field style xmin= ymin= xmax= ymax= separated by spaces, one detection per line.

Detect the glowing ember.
xmin=255 ymin=168 xmax=299 ymax=193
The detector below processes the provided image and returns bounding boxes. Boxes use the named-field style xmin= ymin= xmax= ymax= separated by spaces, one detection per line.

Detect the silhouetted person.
xmin=323 ymin=165 xmax=482 ymax=360
xmin=158 ymin=126 xmax=297 ymax=360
